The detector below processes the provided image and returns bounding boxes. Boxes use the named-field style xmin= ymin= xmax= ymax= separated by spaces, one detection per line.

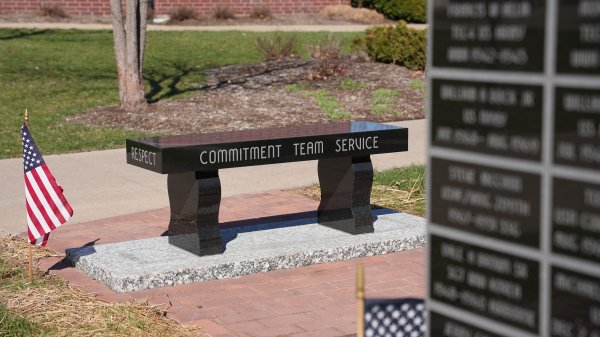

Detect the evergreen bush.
xmin=362 ymin=22 xmax=426 ymax=70
xmin=373 ymin=0 xmax=427 ymax=23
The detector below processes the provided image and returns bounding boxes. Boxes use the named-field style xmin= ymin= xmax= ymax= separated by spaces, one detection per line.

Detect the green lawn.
xmin=0 ymin=29 xmax=360 ymax=159
xmin=0 ymin=254 xmax=48 ymax=337
xmin=0 ymin=302 xmax=47 ymax=337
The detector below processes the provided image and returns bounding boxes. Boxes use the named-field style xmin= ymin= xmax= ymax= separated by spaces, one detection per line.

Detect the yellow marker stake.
xmin=25 ymin=109 xmax=33 ymax=281
xmin=356 ymin=263 xmax=365 ymax=337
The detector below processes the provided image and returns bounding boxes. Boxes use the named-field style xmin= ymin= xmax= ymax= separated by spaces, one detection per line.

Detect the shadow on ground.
xmin=145 ymin=61 xmax=205 ymax=103
xmin=0 ymin=29 xmax=48 ymax=40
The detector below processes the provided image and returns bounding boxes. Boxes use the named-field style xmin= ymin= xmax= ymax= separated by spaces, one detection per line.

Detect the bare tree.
xmin=110 ymin=0 xmax=148 ymax=111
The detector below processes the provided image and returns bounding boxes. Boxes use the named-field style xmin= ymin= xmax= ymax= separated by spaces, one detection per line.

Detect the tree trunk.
xmin=110 ymin=0 xmax=148 ymax=111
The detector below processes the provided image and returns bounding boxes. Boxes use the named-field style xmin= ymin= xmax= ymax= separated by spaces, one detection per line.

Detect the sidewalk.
xmin=0 ymin=119 xmax=427 ymax=236
xmin=0 ymin=22 xmax=427 ymax=31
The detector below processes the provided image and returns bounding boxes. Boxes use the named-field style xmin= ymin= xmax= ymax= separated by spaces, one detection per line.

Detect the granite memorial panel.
xmin=432 ymin=0 xmax=546 ymax=71
xmin=430 ymin=158 xmax=541 ymax=247
xmin=431 ymin=79 xmax=543 ymax=160
xmin=556 ymin=0 xmax=600 ymax=74
xmin=430 ymin=235 xmax=539 ymax=332
xmin=430 ymin=311 xmax=510 ymax=337
xmin=554 ymin=87 xmax=600 ymax=169
xmin=428 ymin=0 xmax=600 ymax=334
xmin=550 ymin=267 xmax=600 ymax=337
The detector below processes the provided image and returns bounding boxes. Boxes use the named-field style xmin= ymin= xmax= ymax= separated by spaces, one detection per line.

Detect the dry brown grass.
xmin=0 ymin=236 xmax=200 ymax=337
xmin=168 ymin=6 xmax=199 ymax=22
xmin=291 ymin=185 xmax=425 ymax=217
xmin=255 ymin=32 xmax=299 ymax=61
xmin=309 ymin=34 xmax=343 ymax=61
xmin=371 ymin=184 xmax=425 ymax=216
xmin=38 ymin=4 xmax=70 ymax=18
xmin=289 ymin=166 xmax=426 ymax=217
xmin=320 ymin=5 xmax=386 ymax=23
xmin=249 ymin=6 xmax=273 ymax=20
xmin=214 ymin=5 xmax=236 ymax=20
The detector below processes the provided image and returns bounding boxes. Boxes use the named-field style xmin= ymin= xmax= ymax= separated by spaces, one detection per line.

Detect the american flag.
xmin=364 ymin=298 xmax=426 ymax=337
xmin=22 ymin=124 xmax=73 ymax=246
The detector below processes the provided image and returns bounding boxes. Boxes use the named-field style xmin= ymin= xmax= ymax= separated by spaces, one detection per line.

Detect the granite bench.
xmin=126 ymin=121 xmax=408 ymax=256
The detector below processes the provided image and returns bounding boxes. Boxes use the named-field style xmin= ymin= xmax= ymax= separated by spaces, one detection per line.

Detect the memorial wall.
xmin=427 ymin=0 xmax=600 ymax=335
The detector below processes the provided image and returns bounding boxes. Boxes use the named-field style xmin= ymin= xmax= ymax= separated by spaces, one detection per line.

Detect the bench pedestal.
xmin=166 ymin=156 xmax=374 ymax=256
xmin=317 ymin=156 xmax=374 ymax=234
xmin=167 ymin=171 xmax=224 ymax=256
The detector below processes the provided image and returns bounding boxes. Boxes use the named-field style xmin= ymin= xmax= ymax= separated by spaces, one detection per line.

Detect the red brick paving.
xmin=33 ymin=190 xmax=426 ymax=337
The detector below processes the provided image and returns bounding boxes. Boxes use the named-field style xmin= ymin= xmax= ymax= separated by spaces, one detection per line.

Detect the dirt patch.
xmin=68 ymin=60 xmax=426 ymax=134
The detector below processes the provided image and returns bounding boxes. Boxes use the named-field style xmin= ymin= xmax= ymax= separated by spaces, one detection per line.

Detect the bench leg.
xmin=167 ymin=171 xmax=224 ymax=256
xmin=317 ymin=156 xmax=374 ymax=234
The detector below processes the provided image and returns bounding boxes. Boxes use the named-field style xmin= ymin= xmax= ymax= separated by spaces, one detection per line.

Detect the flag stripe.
xmin=39 ymin=165 xmax=73 ymax=220
xmin=27 ymin=205 xmax=50 ymax=247
xmin=25 ymin=171 xmax=60 ymax=229
xmin=40 ymin=165 xmax=73 ymax=217
xmin=24 ymin=183 xmax=53 ymax=234
xmin=30 ymin=168 xmax=67 ymax=224
xmin=24 ymin=185 xmax=51 ymax=236
xmin=35 ymin=233 xmax=49 ymax=247
xmin=24 ymin=175 xmax=55 ymax=230
xmin=25 ymin=207 xmax=40 ymax=242
xmin=26 ymin=171 xmax=60 ymax=230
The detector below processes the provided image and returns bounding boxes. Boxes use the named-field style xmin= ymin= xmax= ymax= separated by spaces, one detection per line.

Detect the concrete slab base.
xmin=66 ymin=210 xmax=426 ymax=293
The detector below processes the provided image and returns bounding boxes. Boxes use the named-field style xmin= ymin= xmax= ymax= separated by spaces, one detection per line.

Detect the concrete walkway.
xmin=0 ymin=119 xmax=427 ymax=236
xmin=0 ymin=22 xmax=427 ymax=31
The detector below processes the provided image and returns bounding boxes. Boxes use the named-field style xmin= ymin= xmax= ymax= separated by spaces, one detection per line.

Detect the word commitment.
xmin=200 ymin=145 xmax=282 ymax=164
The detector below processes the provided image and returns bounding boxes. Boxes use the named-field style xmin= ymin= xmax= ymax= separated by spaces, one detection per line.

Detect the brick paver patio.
xmin=34 ymin=190 xmax=426 ymax=337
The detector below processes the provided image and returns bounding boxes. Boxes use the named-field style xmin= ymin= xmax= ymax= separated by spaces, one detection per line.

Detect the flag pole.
xmin=356 ymin=263 xmax=365 ymax=337
xmin=25 ymin=109 xmax=33 ymax=281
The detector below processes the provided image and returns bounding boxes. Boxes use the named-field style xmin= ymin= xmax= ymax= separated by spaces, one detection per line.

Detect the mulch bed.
xmin=68 ymin=60 xmax=426 ymax=134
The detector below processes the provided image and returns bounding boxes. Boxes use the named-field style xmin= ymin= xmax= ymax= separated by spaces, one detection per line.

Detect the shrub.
xmin=39 ymin=4 xmax=69 ymax=18
xmin=147 ymin=7 xmax=155 ymax=21
xmin=320 ymin=5 xmax=385 ymax=23
xmin=309 ymin=34 xmax=343 ymax=61
xmin=249 ymin=6 xmax=272 ymax=19
xmin=373 ymin=0 xmax=427 ymax=23
xmin=309 ymin=35 xmax=347 ymax=79
xmin=214 ymin=5 xmax=235 ymax=20
xmin=255 ymin=32 xmax=299 ymax=61
xmin=363 ymin=21 xmax=426 ymax=70
xmin=351 ymin=0 xmax=374 ymax=9
xmin=169 ymin=6 xmax=198 ymax=22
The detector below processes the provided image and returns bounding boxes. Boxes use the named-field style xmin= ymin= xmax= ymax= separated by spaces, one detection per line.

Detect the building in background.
xmin=0 ymin=0 xmax=347 ymax=18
